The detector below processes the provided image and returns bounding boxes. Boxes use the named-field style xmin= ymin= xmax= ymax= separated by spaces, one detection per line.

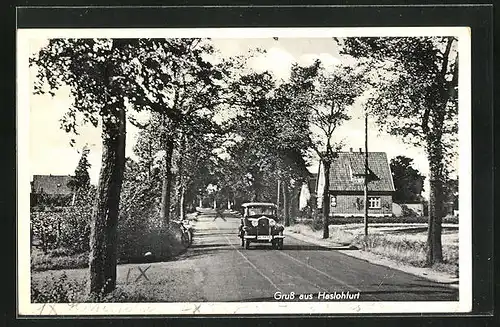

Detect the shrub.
xmin=31 ymin=193 xmax=73 ymax=208
xmin=401 ymin=204 xmax=418 ymax=217
xmin=31 ymin=188 xmax=95 ymax=254
xmin=117 ymin=177 xmax=188 ymax=262
xmin=31 ymin=272 xmax=86 ymax=303
xmin=117 ymin=222 xmax=185 ymax=263
xmin=57 ymin=206 xmax=92 ymax=253
xmin=31 ymin=248 xmax=88 ymax=272
xmin=31 ymin=206 xmax=92 ymax=254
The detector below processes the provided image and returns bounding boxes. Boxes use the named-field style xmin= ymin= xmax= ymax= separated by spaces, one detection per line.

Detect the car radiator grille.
xmin=257 ymin=218 xmax=270 ymax=235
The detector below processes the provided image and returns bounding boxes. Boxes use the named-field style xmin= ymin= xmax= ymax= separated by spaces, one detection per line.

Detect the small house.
xmin=32 ymin=175 xmax=74 ymax=195
xmin=31 ymin=174 xmax=74 ymax=207
xmin=316 ymin=149 xmax=395 ymax=217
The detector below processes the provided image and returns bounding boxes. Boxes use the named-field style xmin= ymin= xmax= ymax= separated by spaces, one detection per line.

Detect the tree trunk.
xmin=252 ymin=172 xmax=262 ymax=202
xmin=283 ymin=180 xmax=290 ymax=227
xmin=56 ymin=220 xmax=61 ymax=247
xmin=160 ymin=136 xmax=175 ymax=227
xmin=175 ymin=135 xmax=186 ymax=220
xmin=88 ymin=104 xmax=126 ymax=296
xmin=179 ymin=187 xmax=186 ymax=220
xmin=322 ymin=160 xmax=331 ymax=239
xmin=426 ymin=164 xmax=444 ymax=265
xmin=290 ymin=183 xmax=300 ymax=224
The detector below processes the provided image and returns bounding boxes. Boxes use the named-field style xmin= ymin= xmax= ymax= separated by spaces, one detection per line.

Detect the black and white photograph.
xmin=17 ymin=26 xmax=471 ymax=315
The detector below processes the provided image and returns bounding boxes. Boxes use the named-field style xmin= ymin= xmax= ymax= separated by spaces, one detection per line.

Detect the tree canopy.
xmin=390 ymin=155 xmax=426 ymax=203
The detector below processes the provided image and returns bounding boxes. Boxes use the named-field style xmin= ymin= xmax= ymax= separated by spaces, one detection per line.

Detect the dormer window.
xmin=349 ymin=165 xmax=364 ymax=184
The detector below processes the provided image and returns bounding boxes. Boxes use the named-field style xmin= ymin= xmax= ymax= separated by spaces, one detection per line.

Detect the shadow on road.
xmin=194 ymin=232 xmax=238 ymax=237
xmin=190 ymin=243 xmax=232 ymax=249
xmin=175 ymin=247 xmax=233 ymax=260
xmin=193 ymin=228 xmax=237 ymax=233
xmin=244 ymin=244 xmax=358 ymax=251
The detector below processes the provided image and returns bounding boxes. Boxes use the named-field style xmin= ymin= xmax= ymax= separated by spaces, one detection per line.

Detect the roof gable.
xmin=329 ymin=152 xmax=395 ymax=192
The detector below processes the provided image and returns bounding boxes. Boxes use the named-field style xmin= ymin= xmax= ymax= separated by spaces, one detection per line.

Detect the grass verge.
xmin=31 ymin=271 xmax=159 ymax=303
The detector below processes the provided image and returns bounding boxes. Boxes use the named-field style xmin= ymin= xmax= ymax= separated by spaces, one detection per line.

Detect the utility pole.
xmin=364 ymin=110 xmax=369 ymax=236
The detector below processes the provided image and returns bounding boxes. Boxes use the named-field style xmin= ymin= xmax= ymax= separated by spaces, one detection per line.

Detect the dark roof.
xmin=329 ymin=152 xmax=395 ymax=192
xmin=32 ymin=175 xmax=74 ymax=195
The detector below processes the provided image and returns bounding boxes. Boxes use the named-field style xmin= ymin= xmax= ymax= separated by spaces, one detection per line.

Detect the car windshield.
xmin=247 ymin=206 xmax=276 ymax=217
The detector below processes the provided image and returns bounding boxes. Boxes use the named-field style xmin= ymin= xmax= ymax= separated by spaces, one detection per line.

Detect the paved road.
xmin=174 ymin=209 xmax=458 ymax=302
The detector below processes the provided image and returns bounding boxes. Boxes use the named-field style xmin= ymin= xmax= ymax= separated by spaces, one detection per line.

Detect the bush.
xmin=31 ymin=193 xmax=73 ymax=208
xmin=117 ymin=178 xmax=188 ymax=262
xmin=31 ymin=272 xmax=86 ymax=303
xmin=31 ymin=206 xmax=92 ymax=254
xmin=58 ymin=206 xmax=92 ymax=253
xmin=311 ymin=215 xmax=324 ymax=231
xmin=31 ymin=248 xmax=88 ymax=272
xmin=401 ymin=204 xmax=418 ymax=217
xmin=31 ymin=188 xmax=94 ymax=254
xmin=117 ymin=222 xmax=185 ymax=263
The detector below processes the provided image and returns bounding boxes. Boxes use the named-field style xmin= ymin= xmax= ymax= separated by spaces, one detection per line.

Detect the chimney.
xmin=359 ymin=148 xmax=362 ymax=153
xmin=349 ymin=148 xmax=353 ymax=152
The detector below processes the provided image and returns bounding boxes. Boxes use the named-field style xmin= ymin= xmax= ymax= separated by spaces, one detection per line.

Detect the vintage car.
xmin=238 ymin=202 xmax=284 ymax=250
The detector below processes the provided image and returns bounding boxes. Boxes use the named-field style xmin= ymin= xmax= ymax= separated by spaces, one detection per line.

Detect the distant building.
xmin=315 ymin=149 xmax=395 ymax=217
xmin=298 ymin=173 xmax=318 ymax=215
xmin=444 ymin=178 xmax=459 ymax=217
xmin=31 ymin=175 xmax=74 ymax=195
xmin=392 ymin=202 xmax=425 ymax=217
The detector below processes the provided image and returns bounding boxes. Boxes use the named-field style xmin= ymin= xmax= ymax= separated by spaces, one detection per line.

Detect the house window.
xmin=330 ymin=195 xmax=337 ymax=208
xmin=368 ymin=197 xmax=381 ymax=209
xmin=352 ymin=177 xmax=364 ymax=184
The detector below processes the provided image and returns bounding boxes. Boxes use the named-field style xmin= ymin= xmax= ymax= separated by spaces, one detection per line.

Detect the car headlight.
xmin=268 ymin=219 xmax=276 ymax=226
xmin=251 ymin=220 xmax=258 ymax=227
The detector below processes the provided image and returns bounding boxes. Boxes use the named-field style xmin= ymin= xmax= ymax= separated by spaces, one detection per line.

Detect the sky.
xmin=26 ymin=36 xmax=451 ymax=199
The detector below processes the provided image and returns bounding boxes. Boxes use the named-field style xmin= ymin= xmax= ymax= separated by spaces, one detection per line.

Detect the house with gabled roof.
xmin=31 ymin=174 xmax=75 ymax=207
xmin=316 ymin=148 xmax=395 ymax=217
xmin=31 ymin=174 xmax=74 ymax=195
